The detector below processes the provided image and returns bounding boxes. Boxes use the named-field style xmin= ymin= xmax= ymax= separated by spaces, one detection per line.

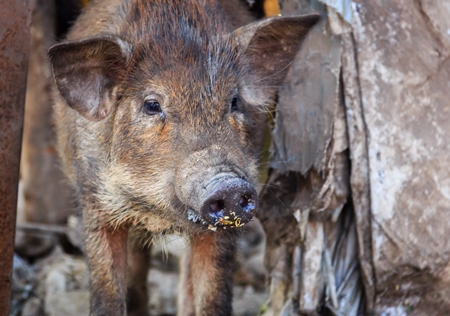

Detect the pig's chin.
xmin=186 ymin=206 xmax=255 ymax=232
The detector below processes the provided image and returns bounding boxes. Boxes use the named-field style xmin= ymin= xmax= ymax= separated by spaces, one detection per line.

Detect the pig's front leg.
xmin=127 ymin=233 xmax=151 ymax=316
xmin=178 ymin=246 xmax=195 ymax=316
xmin=190 ymin=232 xmax=235 ymax=316
xmin=84 ymin=211 xmax=128 ymax=316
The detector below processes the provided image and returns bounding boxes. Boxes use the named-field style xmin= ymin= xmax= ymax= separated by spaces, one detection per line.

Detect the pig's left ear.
xmin=49 ymin=35 xmax=131 ymax=121
xmin=233 ymin=14 xmax=319 ymax=105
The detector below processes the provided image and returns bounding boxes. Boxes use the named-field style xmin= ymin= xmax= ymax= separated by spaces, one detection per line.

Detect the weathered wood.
xmin=298 ymin=221 xmax=324 ymax=312
xmin=351 ymin=0 xmax=450 ymax=313
xmin=15 ymin=0 xmax=74 ymax=258
xmin=271 ymin=10 xmax=339 ymax=175
xmin=340 ymin=30 xmax=375 ymax=311
xmin=0 ymin=0 xmax=32 ymax=313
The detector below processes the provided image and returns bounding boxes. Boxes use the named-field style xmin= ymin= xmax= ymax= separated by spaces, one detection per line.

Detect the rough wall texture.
xmin=351 ymin=0 xmax=450 ymax=314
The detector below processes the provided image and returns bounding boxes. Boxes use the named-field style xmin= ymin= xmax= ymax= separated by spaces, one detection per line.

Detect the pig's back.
xmin=66 ymin=0 xmax=256 ymax=41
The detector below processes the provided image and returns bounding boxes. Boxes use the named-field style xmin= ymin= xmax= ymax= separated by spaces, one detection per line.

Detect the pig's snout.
xmin=201 ymin=178 xmax=257 ymax=229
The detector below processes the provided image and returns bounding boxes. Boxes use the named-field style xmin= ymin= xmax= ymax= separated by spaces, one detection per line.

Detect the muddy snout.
xmin=201 ymin=177 xmax=257 ymax=229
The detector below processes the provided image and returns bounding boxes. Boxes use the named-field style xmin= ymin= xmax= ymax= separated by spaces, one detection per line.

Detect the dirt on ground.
xmin=11 ymin=220 xmax=268 ymax=316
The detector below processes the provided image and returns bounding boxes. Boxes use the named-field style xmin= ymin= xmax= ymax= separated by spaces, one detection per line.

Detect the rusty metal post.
xmin=0 ymin=0 xmax=32 ymax=314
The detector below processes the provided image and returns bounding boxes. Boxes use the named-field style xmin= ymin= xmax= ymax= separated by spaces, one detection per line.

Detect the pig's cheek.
xmin=228 ymin=114 xmax=248 ymax=146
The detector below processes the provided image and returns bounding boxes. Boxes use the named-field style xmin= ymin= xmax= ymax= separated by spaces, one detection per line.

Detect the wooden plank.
xmin=0 ymin=0 xmax=32 ymax=314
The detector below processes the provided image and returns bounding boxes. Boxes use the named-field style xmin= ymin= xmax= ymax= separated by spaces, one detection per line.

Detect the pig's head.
xmin=49 ymin=13 xmax=319 ymax=232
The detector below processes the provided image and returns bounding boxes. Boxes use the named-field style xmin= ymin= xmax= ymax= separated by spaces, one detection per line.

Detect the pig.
xmin=48 ymin=0 xmax=318 ymax=315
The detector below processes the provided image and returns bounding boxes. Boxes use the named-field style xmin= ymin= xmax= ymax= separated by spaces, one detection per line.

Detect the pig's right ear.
xmin=49 ymin=36 xmax=131 ymax=121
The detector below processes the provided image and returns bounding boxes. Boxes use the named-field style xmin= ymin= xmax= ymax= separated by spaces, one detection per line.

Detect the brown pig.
xmin=48 ymin=0 xmax=318 ymax=315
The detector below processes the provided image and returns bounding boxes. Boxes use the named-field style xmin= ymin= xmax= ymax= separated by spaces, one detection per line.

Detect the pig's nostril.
xmin=209 ymin=200 xmax=225 ymax=214
xmin=239 ymin=195 xmax=249 ymax=208
xmin=200 ymin=178 xmax=257 ymax=227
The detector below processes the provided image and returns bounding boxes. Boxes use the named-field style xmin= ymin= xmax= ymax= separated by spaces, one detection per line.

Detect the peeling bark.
xmin=340 ymin=32 xmax=375 ymax=310
xmin=259 ymin=1 xmax=364 ymax=315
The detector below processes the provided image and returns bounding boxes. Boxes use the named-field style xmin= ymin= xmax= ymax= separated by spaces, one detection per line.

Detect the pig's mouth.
xmin=187 ymin=204 xmax=256 ymax=231
xmin=185 ymin=176 xmax=257 ymax=231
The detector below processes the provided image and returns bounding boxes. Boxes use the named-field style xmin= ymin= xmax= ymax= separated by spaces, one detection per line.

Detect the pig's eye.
xmin=230 ymin=97 xmax=240 ymax=112
xmin=143 ymin=100 xmax=162 ymax=115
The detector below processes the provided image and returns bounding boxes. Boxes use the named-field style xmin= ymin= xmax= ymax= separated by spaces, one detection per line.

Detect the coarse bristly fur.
xmin=48 ymin=0 xmax=319 ymax=315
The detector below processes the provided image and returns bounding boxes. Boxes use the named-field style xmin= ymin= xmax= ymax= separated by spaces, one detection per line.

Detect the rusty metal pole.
xmin=0 ymin=0 xmax=32 ymax=314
